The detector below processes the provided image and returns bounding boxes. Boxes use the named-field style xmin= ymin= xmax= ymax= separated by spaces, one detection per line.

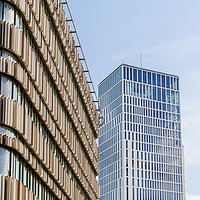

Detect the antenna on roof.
xmin=140 ymin=53 xmax=143 ymax=67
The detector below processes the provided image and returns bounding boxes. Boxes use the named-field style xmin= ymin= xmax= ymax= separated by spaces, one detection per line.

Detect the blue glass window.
xmin=130 ymin=68 xmax=132 ymax=80
xmin=166 ymin=90 xmax=170 ymax=103
xmin=123 ymin=66 xmax=126 ymax=79
xmin=176 ymin=91 xmax=180 ymax=105
xmin=153 ymin=87 xmax=156 ymax=100
xmin=143 ymin=85 xmax=145 ymax=98
xmin=137 ymin=83 xmax=139 ymax=97
xmin=134 ymin=83 xmax=136 ymax=96
xmin=127 ymin=67 xmax=129 ymax=80
xmin=152 ymin=73 xmax=156 ymax=86
xmin=177 ymin=78 xmax=179 ymax=90
xmin=170 ymin=77 xmax=173 ymax=89
xmin=162 ymin=103 xmax=166 ymax=111
xmin=157 ymin=74 xmax=161 ymax=86
xmin=133 ymin=69 xmax=137 ymax=82
xmin=140 ymin=84 xmax=142 ymax=97
xmin=157 ymin=88 xmax=161 ymax=101
xmin=138 ymin=70 xmax=142 ymax=83
xmin=162 ymin=75 xmax=165 ymax=87
xmin=0 ymin=2 xmax=3 ymax=20
xmin=177 ymin=106 xmax=180 ymax=113
xmin=166 ymin=76 xmax=170 ymax=88
xmin=173 ymin=78 xmax=176 ymax=90
xmin=143 ymin=71 xmax=147 ymax=83
xmin=171 ymin=91 xmax=175 ymax=104
xmin=148 ymin=72 xmax=151 ymax=84
xmin=162 ymin=89 xmax=166 ymax=102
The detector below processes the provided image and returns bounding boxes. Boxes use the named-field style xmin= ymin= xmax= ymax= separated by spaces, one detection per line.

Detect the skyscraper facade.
xmin=98 ymin=64 xmax=185 ymax=200
xmin=0 ymin=1 xmax=99 ymax=199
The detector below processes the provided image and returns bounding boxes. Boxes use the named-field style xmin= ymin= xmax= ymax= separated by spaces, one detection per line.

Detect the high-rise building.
xmin=0 ymin=1 xmax=99 ymax=199
xmin=98 ymin=64 xmax=185 ymax=200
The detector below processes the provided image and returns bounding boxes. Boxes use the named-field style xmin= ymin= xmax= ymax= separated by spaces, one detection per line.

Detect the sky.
xmin=65 ymin=0 xmax=200 ymax=199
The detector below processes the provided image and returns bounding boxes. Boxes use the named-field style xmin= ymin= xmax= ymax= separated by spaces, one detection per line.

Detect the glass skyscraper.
xmin=98 ymin=64 xmax=185 ymax=200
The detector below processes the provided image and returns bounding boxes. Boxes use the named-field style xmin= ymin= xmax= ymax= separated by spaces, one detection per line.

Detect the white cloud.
xmin=187 ymin=195 xmax=200 ymax=200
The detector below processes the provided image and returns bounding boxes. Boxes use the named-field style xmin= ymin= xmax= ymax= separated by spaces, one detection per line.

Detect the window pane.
xmin=13 ymin=84 xmax=17 ymax=100
xmin=148 ymin=72 xmax=151 ymax=84
xmin=152 ymin=73 xmax=156 ymax=85
xmin=138 ymin=70 xmax=142 ymax=83
xmin=143 ymin=71 xmax=147 ymax=83
xmin=162 ymin=89 xmax=166 ymax=102
xmin=177 ymin=78 xmax=179 ymax=90
xmin=170 ymin=77 xmax=173 ymax=89
xmin=166 ymin=90 xmax=170 ymax=103
xmin=176 ymin=91 xmax=180 ymax=105
xmin=0 ymin=148 xmax=10 ymax=176
xmin=2 ymin=50 xmax=16 ymax=62
xmin=157 ymin=88 xmax=161 ymax=101
xmin=0 ymin=125 xmax=15 ymax=138
xmin=162 ymin=75 xmax=165 ymax=87
xmin=153 ymin=87 xmax=156 ymax=100
xmin=15 ymin=11 xmax=22 ymax=30
xmin=130 ymin=68 xmax=132 ymax=80
xmin=157 ymin=74 xmax=161 ymax=86
xmin=123 ymin=66 xmax=126 ymax=79
xmin=4 ymin=3 xmax=14 ymax=24
xmin=127 ymin=67 xmax=129 ymax=80
xmin=133 ymin=69 xmax=137 ymax=82
xmin=15 ymin=155 xmax=20 ymax=180
xmin=1 ymin=76 xmax=12 ymax=98
xmin=166 ymin=76 xmax=170 ymax=88
xmin=171 ymin=91 xmax=175 ymax=104
xmin=0 ymin=2 xmax=3 ymax=20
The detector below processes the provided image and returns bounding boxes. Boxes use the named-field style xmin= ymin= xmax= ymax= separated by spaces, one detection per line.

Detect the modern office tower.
xmin=98 ymin=64 xmax=185 ymax=200
xmin=0 ymin=1 xmax=99 ymax=200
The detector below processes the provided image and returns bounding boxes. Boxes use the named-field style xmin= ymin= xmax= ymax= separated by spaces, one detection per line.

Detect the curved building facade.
xmin=0 ymin=0 xmax=99 ymax=199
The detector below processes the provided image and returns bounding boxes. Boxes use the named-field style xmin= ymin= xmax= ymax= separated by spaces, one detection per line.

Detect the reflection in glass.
xmin=0 ymin=148 xmax=10 ymax=175
xmin=162 ymin=75 xmax=165 ymax=87
xmin=157 ymin=74 xmax=161 ymax=86
xmin=0 ymin=125 xmax=15 ymax=138
xmin=176 ymin=91 xmax=180 ymax=105
xmin=177 ymin=115 xmax=180 ymax=122
xmin=4 ymin=3 xmax=14 ymax=24
xmin=148 ymin=72 xmax=151 ymax=84
xmin=162 ymin=89 xmax=166 ymax=102
xmin=157 ymin=88 xmax=161 ymax=101
xmin=152 ymin=73 xmax=156 ymax=85
xmin=166 ymin=76 xmax=170 ymax=88
xmin=143 ymin=71 xmax=146 ymax=83
xmin=138 ymin=70 xmax=142 ymax=83
xmin=133 ymin=69 xmax=137 ymax=82
xmin=130 ymin=68 xmax=132 ymax=80
xmin=173 ymin=78 xmax=177 ymax=90
xmin=127 ymin=67 xmax=129 ymax=80
xmin=0 ymin=2 xmax=3 ymax=20
xmin=153 ymin=87 xmax=156 ymax=100
xmin=171 ymin=91 xmax=175 ymax=104
xmin=15 ymin=155 xmax=20 ymax=180
xmin=166 ymin=90 xmax=170 ymax=103
xmin=13 ymin=84 xmax=17 ymax=100
xmin=170 ymin=77 xmax=173 ymax=89
xmin=1 ymin=75 xmax=12 ymax=98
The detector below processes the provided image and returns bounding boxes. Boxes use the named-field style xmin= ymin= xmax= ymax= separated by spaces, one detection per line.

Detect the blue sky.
xmin=66 ymin=1 xmax=200 ymax=199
